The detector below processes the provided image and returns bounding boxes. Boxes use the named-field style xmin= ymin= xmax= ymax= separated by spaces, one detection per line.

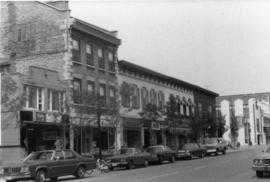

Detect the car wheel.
xmin=50 ymin=177 xmax=58 ymax=181
xmin=215 ymin=150 xmax=218 ymax=156
xmin=110 ymin=166 xmax=114 ymax=171
xmin=144 ymin=160 xmax=149 ymax=167
xmin=170 ymin=156 xmax=175 ymax=163
xmin=222 ymin=150 xmax=226 ymax=155
xmin=126 ymin=161 xmax=134 ymax=170
xmin=75 ymin=165 xmax=86 ymax=178
xmin=158 ymin=156 xmax=163 ymax=164
xmin=35 ymin=169 xmax=46 ymax=182
xmin=256 ymin=171 xmax=264 ymax=178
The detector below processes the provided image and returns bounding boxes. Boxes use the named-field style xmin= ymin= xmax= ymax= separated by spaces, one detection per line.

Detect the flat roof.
xmin=118 ymin=60 xmax=219 ymax=97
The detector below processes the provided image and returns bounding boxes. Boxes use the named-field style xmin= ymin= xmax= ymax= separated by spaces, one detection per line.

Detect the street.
xmin=54 ymin=146 xmax=268 ymax=182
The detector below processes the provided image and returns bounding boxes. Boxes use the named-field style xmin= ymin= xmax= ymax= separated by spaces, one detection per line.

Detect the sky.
xmin=69 ymin=0 xmax=270 ymax=96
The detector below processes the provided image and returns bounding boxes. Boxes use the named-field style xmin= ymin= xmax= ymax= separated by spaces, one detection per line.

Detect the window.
xmin=87 ymin=81 xmax=95 ymax=105
xmin=86 ymin=44 xmax=93 ymax=66
xmin=108 ymin=52 xmax=115 ymax=72
xmin=141 ymin=87 xmax=149 ymax=109
xmin=73 ymin=78 xmax=82 ymax=104
xmin=110 ymin=86 xmax=116 ymax=106
xmin=48 ymin=89 xmax=65 ymax=112
xmin=120 ymin=82 xmax=130 ymax=108
xmin=158 ymin=91 xmax=165 ymax=110
xmin=72 ymin=39 xmax=80 ymax=62
xmin=98 ymin=48 xmax=105 ymax=69
xmin=257 ymin=119 xmax=260 ymax=132
xmin=198 ymin=103 xmax=202 ymax=117
xmin=208 ymin=105 xmax=212 ymax=114
xmin=150 ymin=89 xmax=157 ymax=106
xmin=99 ymin=84 xmax=106 ymax=106
xmin=0 ymin=65 xmax=10 ymax=74
xmin=24 ymin=85 xmax=44 ymax=110
xmin=132 ymin=85 xmax=140 ymax=109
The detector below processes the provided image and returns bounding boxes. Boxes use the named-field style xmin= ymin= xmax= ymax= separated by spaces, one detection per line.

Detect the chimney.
xmin=46 ymin=1 xmax=69 ymax=10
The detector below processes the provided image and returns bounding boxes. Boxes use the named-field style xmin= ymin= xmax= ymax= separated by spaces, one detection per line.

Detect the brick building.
xmin=117 ymin=60 xmax=218 ymax=149
xmin=0 ymin=1 xmax=120 ymax=163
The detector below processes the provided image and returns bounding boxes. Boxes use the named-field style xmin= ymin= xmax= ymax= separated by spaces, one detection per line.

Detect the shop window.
xmin=108 ymin=52 xmax=115 ymax=72
xmin=87 ymin=81 xmax=95 ymax=105
xmin=99 ymin=84 xmax=106 ymax=107
xmin=24 ymin=85 xmax=44 ymax=110
xmin=73 ymin=78 xmax=82 ymax=104
xmin=98 ymin=48 xmax=105 ymax=69
xmin=48 ymin=89 xmax=65 ymax=112
xmin=120 ymin=82 xmax=130 ymax=108
xmin=141 ymin=87 xmax=149 ymax=109
xmin=86 ymin=44 xmax=94 ymax=66
xmin=72 ymin=39 xmax=80 ymax=62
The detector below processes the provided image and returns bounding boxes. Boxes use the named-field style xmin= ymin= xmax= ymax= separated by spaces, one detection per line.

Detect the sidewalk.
xmin=226 ymin=144 xmax=265 ymax=154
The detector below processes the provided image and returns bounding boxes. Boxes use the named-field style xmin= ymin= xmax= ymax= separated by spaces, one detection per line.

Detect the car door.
xmin=50 ymin=150 xmax=70 ymax=176
xmin=135 ymin=149 xmax=145 ymax=165
xmin=63 ymin=150 xmax=80 ymax=174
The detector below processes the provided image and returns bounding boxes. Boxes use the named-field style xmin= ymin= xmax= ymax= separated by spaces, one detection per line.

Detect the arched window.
xmin=176 ymin=95 xmax=181 ymax=113
xmin=150 ymin=89 xmax=157 ymax=106
xmin=132 ymin=84 xmax=140 ymax=109
xmin=141 ymin=87 xmax=148 ymax=109
xmin=120 ymin=82 xmax=130 ymax=108
xmin=158 ymin=91 xmax=165 ymax=110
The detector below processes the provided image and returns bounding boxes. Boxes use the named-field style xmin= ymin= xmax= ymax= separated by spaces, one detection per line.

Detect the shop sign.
xmin=160 ymin=124 xmax=168 ymax=130
xmin=36 ymin=112 xmax=46 ymax=122
xmin=151 ymin=122 xmax=160 ymax=130
xmin=42 ymin=131 xmax=57 ymax=141
xmin=90 ymin=119 xmax=111 ymax=127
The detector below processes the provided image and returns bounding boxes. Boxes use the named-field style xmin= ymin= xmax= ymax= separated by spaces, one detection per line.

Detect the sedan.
xmin=145 ymin=145 xmax=176 ymax=164
xmin=0 ymin=149 xmax=96 ymax=182
xmin=176 ymin=143 xmax=206 ymax=160
xmin=252 ymin=145 xmax=270 ymax=177
xmin=105 ymin=148 xmax=151 ymax=170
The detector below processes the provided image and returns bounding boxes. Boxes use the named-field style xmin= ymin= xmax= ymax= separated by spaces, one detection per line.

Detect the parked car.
xmin=0 ymin=149 xmax=96 ymax=182
xmin=252 ymin=145 xmax=270 ymax=177
xmin=105 ymin=148 xmax=151 ymax=170
xmin=145 ymin=145 xmax=176 ymax=164
xmin=202 ymin=137 xmax=227 ymax=156
xmin=176 ymin=143 xmax=207 ymax=160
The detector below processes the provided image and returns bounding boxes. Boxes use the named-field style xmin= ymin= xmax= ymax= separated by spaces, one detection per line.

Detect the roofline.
xmin=218 ymin=92 xmax=270 ymax=99
xmin=37 ymin=1 xmax=70 ymax=12
xmin=118 ymin=60 xmax=219 ymax=97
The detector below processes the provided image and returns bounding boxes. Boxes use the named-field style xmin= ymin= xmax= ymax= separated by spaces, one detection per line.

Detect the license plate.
xmin=111 ymin=163 xmax=117 ymax=167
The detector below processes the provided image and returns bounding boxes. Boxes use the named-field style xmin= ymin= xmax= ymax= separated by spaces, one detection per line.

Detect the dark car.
xmin=145 ymin=145 xmax=176 ymax=164
xmin=202 ymin=138 xmax=227 ymax=156
xmin=105 ymin=148 xmax=151 ymax=170
xmin=252 ymin=145 xmax=270 ymax=177
xmin=0 ymin=149 xmax=96 ymax=182
xmin=176 ymin=143 xmax=207 ymax=160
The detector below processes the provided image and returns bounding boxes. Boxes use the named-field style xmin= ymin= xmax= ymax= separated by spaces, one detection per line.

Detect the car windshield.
xmin=182 ymin=144 xmax=196 ymax=150
xmin=23 ymin=151 xmax=53 ymax=161
xmin=118 ymin=148 xmax=134 ymax=155
xmin=150 ymin=147 xmax=163 ymax=153
xmin=204 ymin=138 xmax=217 ymax=144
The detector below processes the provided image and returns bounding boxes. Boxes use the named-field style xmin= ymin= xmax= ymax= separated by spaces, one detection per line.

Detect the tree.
xmin=204 ymin=114 xmax=217 ymax=137
xmin=216 ymin=114 xmax=226 ymax=137
xmin=139 ymin=103 xmax=161 ymax=146
xmin=187 ymin=114 xmax=207 ymax=142
xmin=230 ymin=109 xmax=239 ymax=147
xmin=163 ymin=94 xmax=182 ymax=127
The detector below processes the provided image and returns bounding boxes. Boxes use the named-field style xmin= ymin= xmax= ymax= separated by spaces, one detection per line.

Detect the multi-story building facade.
xmin=216 ymin=93 xmax=270 ymax=146
xmin=0 ymin=1 xmax=120 ymax=163
xmin=117 ymin=60 xmax=218 ymax=149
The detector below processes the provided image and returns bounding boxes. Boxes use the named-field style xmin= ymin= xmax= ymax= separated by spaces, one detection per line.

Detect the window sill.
xmin=108 ymin=70 xmax=116 ymax=75
xmin=72 ymin=61 xmax=83 ymax=66
xmin=98 ymin=68 xmax=106 ymax=73
xmin=86 ymin=64 xmax=95 ymax=69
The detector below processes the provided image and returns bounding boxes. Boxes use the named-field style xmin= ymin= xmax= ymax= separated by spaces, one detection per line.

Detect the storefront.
xmin=122 ymin=118 xmax=142 ymax=148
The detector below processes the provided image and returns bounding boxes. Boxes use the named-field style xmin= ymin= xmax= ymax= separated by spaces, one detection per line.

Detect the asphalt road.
xmin=55 ymin=146 xmax=270 ymax=182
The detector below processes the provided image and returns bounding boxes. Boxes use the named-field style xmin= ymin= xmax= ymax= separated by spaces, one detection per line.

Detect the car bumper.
xmin=252 ymin=165 xmax=270 ymax=172
xmin=176 ymin=153 xmax=189 ymax=158
xmin=206 ymin=149 xmax=216 ymax=153
xmin=110 ymin=162 xmax=129 ymax=168
xmin=0 ymin=174 xmax=31 ymax=182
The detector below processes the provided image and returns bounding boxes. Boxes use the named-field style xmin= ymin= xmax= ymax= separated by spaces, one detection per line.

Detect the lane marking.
xmin=131 ymin=171 xmax=179 ymax=182
xmin=193 ymin=165 xmax=207 ymax=170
